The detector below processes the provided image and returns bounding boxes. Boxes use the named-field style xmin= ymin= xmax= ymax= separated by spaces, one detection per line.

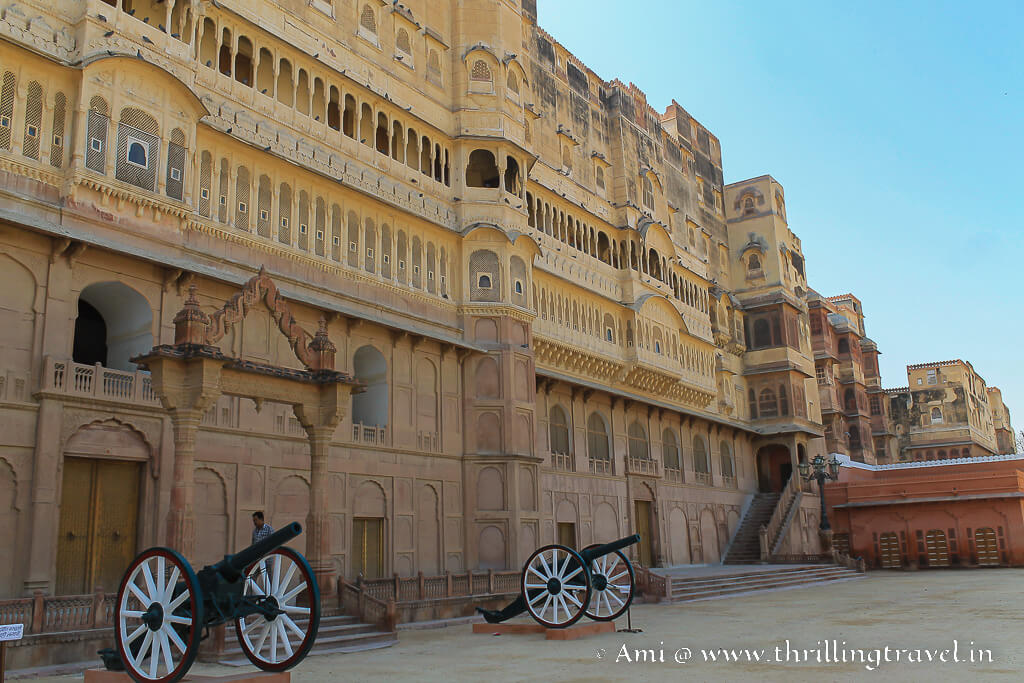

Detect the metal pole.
xmin=818 ymin=472 xmax=831 ymax=531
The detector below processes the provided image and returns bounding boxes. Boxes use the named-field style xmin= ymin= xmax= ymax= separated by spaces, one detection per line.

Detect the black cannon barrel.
xmin=216 ymin=522 xmax=302 ymax=579
xmin=580 ymin=534 xmax=641 ymax=564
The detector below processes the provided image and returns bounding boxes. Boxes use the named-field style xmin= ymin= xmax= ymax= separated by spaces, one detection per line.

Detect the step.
xmin=668 ymin=569 xmax=860 ymax=600
xmin=670 ymin=573 xmax=864 ymax=603
xmin=655 ymin=564 xmax=828 ymax=584
xmin=218 ymin=616 xmax=397 ymax=666
xmin=668 ymin=566 xmax=848 ymax=590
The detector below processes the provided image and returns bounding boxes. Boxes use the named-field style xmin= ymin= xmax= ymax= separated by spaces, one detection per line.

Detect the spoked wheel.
xmin=115 ymin=548 xmax=202 ymax=683
xmin=582 ymin=545 xmax=635 ymax=621
xmin=521 ymin=544 xmax=592 ymax=628
xmin=235 ymin=547 xmax=321 ymax=671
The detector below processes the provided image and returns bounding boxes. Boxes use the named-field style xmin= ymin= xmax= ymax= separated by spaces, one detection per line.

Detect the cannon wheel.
xmin=115 ymin=547 xmax=203 ymax=683
xmin=581 ymin=544 xmax=635 ymax=621
xmin=234 ymin=547 xmax=321 ymax=671
xmin=521 ymin=544 xmax=592 ymax=628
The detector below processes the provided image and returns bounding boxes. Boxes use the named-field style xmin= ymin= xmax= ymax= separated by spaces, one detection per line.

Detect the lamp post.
xmin=798 ymin=454 xmax=841 ymax=531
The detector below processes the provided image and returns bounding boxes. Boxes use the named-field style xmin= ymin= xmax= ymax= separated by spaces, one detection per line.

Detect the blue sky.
xmin=540 ymin=0 xmax=1024 ymax=431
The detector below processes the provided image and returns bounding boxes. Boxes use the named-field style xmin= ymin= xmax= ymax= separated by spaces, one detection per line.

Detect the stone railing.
xmin=760 ymin=475 xmax=802 ymax=560
xmin=832 ymin=548 xmax=867 ymax=573
xmin=664 ymin=467 xmax=683 ymax=483
xmin=551 ymin=451 xmax=575 ymax=472
xmin=417 ymin=431 xmax=440 ymax=453
xmin=43 ymin=357 xmax=159 ymax=406
xmin=0 ymin=589 xmax=114 ymax=634
xmin=694 ymin=471 xmax=712 ymax=486
xmin=633 ymin=563 xmax=669 ymax=601
xmin=351 ymin=422 xmax=388 ymax=446
xmin=589 ymin=458 xmax=613 ymax=475
xmin=625 ymin=456 xmax=660 ymax=477
xmin=721 ymin=475 xmax=736 ymax=489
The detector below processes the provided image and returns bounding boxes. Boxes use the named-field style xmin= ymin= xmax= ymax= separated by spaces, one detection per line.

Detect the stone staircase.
xmin=664 ymin=565 xmax=864 ymax=603
xmin=218 ymin=614 xmax=396 ymax=666
xmin=722 ymin=492 xmax=779 ymax=564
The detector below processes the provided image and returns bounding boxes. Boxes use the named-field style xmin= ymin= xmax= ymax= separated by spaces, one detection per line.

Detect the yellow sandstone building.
xmin=1 ymin=0 xmax=873 ymax=601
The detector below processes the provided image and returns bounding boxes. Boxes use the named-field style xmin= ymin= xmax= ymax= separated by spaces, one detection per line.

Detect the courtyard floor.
xmin=37 ymin=569 xmax=1024 ymax=682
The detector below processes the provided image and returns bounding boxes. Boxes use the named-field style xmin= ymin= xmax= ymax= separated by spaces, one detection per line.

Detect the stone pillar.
xmin=166 ymin=408 xmax=204 ymax=556
xmin=304 ymin=425 xmax=335 ymax=595
xmin=23 ymin=397 xmax=63 ymax=595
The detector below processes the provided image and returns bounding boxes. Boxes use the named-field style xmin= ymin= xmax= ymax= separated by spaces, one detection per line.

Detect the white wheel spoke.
xmin=278 ymin=562 xmax=298 ymax=598
xmin=261 ymin=561 xmax=272 ymax=596
xmin=166 ymin=614 xmax=192 ymax=626
xmin=602 ymin=591 xmax=612 ymax=615
xmin=272 ymin=554 xmax=282 ymax=595
xmin=135 ymin=630 xmax=153 ymax=669
xmin=246 ymin=577 xmax=266 ymax=596
xmin=158 ymin=629 xmax=174 ymax=674
xmin=281 ymin=583 xmax=307 ymax=604
xmin=538 ymin=551 xmax=552 ymax=578
xmin=253 ymin=621 xmax=271 ymax=656
xmin=166 ymin=590 xmax=190 ymax=612
xmin=562 ymin=566 xmax=583 ymax=583
xmin=607 ymin=570 xmax=629 ymax=582
xmin=278 ymin=621 xmax=294 ymax=657
xmin=149 ymin=632 xmax=160 ymax=678
xmin=163 ymin=567 xmax=180 ymax=603
xmin=528 ymin=589 xmax=547 ymax=606
xmin=524 ymin=583 xmax=548 ymax=589
xmin=282 ymin=605 xmax=310 ymax=615
xmin=128 ymin=582 xmax=149 ymax=607
xmin=563 ymin=590 xmax=582 ymax=609
xmin=120 ymin=610 xmax=144 ymax=618
xmin=242 ymin=617 xmax=265 ymax=635
xmin=141 ymin=564 xmax=158 ymax=605
xmin=281 ymin=614 xmax=306 ymax=640
xmin=164 ymin=623 xmax=187 ymax=654
xmin=608 ymin=590 xmax=625 ymax=607
xmin=528 ymin=565 xmax=548 ymax=582
xmin=270 ymin=615 xmax=279 ymax=662
xmin=539 ymin=594 xmax=553 ymax=621
xmin=557 ymin=594 xmax=570 ymax=622
xmin=125 ymin=623 xmax=147 ymax=646
xmin=156 ymin=556 xmax=166 ymax=604
xmin=551 ymin=594 xmax=559 ymax=624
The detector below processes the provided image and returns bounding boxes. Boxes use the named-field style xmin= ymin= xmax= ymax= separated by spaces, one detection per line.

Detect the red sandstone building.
xmin=826 ymin=454 xmax=1024 ymax=568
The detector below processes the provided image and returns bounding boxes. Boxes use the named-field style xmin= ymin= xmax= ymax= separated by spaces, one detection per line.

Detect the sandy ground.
xmin=38 ymin=569 xmax=1024 ymax=682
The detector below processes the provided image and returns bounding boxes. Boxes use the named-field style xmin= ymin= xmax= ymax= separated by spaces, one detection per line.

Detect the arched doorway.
xmin=56 ymin=421 xmax=147 ymax=594
xmin=351 ymin=345 xmax=388 ymax=442
xmin=632 ymin=485 xmax=656 ymax=567
xmin=74 ymin=282 xmax=153 ymax=371
xmin=924 ymin=529 xmax=950 ymax=567
xmin=756 ymin=445 xmax=792 ymax=493
xmin=879 ymin=531 xmax=901 ymax=568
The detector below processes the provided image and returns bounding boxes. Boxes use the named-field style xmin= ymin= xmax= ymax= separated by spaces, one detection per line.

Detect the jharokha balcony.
xmin=42 ymin=357 xmax=160 ymax=406
xmin=551 ymin=451 xmax=576 ymax=472
xmin=625 ymin=456 xmax=660 ymax=477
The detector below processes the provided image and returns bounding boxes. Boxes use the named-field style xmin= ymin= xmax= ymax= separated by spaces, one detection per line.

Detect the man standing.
xmin=251 ymin=511 xmax=274 ymax=545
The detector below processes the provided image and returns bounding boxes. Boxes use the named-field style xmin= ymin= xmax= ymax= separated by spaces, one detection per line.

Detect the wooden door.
xmin=878 ymin=532 xmax=901 ymax=568
xmin=353 ymin=518 xmax=384 ymax=578
xmin=634 ymin=501 xmax=653 ymax=567
xmin=56 ymin=458 xmax=140 ymax=594
xmin=925 ymin=529 xmax=950 ymax=567
xmin=557 ymin=522 xmax=576 ymax=550
xmin=975 ymin=527 xmax=999 ymax=566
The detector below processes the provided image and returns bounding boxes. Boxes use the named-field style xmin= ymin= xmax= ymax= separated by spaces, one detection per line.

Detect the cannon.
xmin=477 ymin=534 xmax=640 ymax=628
xmin=113 ymin=522 xmax=320 ymax=683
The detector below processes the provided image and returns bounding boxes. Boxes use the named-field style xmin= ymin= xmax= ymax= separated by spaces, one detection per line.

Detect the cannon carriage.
xmin=477 ymin=534 xmax=639 ymax=628
xmin=113 ymin=522 xmax=320 ymax=683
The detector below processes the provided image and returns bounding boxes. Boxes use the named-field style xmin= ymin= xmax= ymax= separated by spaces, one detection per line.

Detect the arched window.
xmin=743 ymin=196 xmax=754 ymax=214
xmin=642 ymin=176 xmax=654 ymax=208
xmin=587 ymin=413 xmax=610 ymax=468
xmin=465 ymin=149 xmax=499 ymax=188
xmin=720 ymin=441 xmax=735 ymax=479
xmin=779 ymin=384 xmax=789 ymax=416
xmin=549 ymin=405 xmax=570 ymax=455
xmin=507 ymin=70 xmax=519 ymax=94
xmin=352 ymin=345 xmax=388 ymax=432
xmin=758 ymin=388 xmax=778 ymax=417
xmin=627 ymin=421 xmax=649 ymax=460
xmin=396 ymin=28 xmax=411 ymax=55
xmin=845 ymin=388 xmax=856 ymax=412
xmin=931 ymin=407 xmax=943 ymax=424
xmin=693 ymin=436 xmax=710 ymax=474
xmin=662 ymin=429 xmax=680 ymax=470
xmin=470 ymin=59 xmax=492 ymax=82
xmin=747 ymin=253 xmax=761 ymax=271
xmin=359 ymin=4 xmax=377 ymax=34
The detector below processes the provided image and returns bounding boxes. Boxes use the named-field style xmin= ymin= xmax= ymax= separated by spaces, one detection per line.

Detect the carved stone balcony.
xmin=664 ymin=467 xmax=683 ymax=483
xmin=417 ymin=430 xmax=440 ymax=453
xmin=351 ymin=422 xmax=388 ymax=447
xmin=625 ymin=456 xmax=660 ymax=477
xmin=694 ymin=472 xmax=712 ymax=486
xmin=42 ymin=357 xmax=160 ymax=407
xmin=588 ymin=458 xmax=613 ymax=475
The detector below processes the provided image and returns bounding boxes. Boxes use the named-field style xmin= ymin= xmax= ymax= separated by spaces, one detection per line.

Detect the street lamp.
xmin=798 ymin=454 xmax=841 ymax=531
